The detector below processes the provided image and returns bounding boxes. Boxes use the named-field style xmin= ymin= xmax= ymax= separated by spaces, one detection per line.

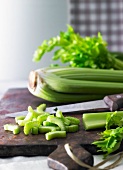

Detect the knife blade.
xmin=5 ymin=93 xmax=123 ymax=118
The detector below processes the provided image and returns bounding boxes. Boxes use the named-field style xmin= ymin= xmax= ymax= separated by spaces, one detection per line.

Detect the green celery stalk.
xmin=83 ymin=111 xmax=123 ymax=130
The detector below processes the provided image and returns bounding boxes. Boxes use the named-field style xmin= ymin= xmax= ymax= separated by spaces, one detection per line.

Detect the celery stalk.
xmin=28 ymin=67 xmax=123 ymax=103
xmin=83 ymin=111 xmax=123 ymax=130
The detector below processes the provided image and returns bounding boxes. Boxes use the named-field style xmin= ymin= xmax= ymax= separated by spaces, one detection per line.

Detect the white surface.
xmin=0 ymin=156 xmax=51 ymax=170
xmin=0 ymin=0 xmax=68 ymax=81
xmin=0 ymin=81 xmax=123 ymax=170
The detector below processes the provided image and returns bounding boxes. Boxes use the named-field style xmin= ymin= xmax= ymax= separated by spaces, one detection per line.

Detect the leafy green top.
xmin=92 ymin=111 xmax=123 ymax=158
xmin=33 ymin=25 xmax=123 ymax=69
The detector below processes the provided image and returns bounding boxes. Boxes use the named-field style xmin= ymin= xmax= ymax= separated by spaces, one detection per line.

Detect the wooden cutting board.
xmin=0 ymin=88 xmax=123 ymax=169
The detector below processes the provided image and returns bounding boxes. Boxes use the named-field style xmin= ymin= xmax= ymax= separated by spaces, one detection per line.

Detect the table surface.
xmin=0 ymin=80 xmax=123 ymax=170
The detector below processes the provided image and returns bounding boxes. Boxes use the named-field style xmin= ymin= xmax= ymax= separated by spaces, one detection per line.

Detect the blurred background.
xmin=69 ymin=0 xmax=123 ymax=52
xmin=0 ymin=0 xmax=68 ymax=81
xmin=0 ymin=0 xmax=123 ymax=81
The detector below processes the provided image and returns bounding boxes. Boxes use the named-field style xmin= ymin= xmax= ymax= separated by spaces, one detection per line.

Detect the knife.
xmin=5 ymin=93 xmax=123 ymax=118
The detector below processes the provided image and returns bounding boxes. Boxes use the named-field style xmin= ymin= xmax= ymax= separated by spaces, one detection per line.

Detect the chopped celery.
xmin=43 ymin=121 xmax=57 ymax=127
xmin=5 ymin=102 xmax=80 ymax=140
xmin=37 ymin=113 xmax=50 ymax=125
xmin=45 ymin=131 xmax=66 ymax=140
xmin=36 ymin=103 xmax=46 ymax=112
xmin=65 ymin=125 xmax=79 ymax=133
xmin=31 ymin=127 xmax=39 ymax=135
xmin=39 ymin=126 xmax=60 ymax=133
xmin=28 ymin=106 xmax=44 ymax=117
xmin=65 ymin=116 xmax=80 ymax=125
xmin=56 ymin=110 xmax=71 ymax=126
xmin=17 ymin=111 xmax=34 ymax=126
xmin=24 ymin=121 xmax=39 ymax=135
xmin=15 ymin=116 xmax=25 ymax=124
xmin=47 ymin=115 xmax=66 ymax=131
xmin=4 ymin=124 xmax=20 ymax=135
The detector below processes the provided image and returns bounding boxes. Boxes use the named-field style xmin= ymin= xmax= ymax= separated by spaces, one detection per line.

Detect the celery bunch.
xmin=33 ymin=25 xmax=123 ymax=70
xmin=28 ymin=67 xmax=123 ymax=103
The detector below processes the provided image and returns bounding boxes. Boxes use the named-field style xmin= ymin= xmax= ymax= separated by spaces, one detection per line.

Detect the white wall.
xmin=0 ymin=0 xmax=68 ymax=81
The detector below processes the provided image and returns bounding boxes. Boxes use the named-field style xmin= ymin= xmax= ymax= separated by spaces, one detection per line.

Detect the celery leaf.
xmin=33 ymin=25 xmax=123 ymax=70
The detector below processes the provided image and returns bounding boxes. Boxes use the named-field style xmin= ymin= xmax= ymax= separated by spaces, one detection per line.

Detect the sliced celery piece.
xmin=45 ymin=131 xmax=66 ymax=140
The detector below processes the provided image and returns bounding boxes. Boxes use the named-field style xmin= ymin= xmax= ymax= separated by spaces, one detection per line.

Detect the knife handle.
xmin=103 ymin=93 xmax=123 ymax=111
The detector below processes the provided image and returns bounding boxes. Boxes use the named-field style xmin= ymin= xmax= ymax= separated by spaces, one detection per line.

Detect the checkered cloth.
xmin=69 ymin=0 xmax=123 ymax=52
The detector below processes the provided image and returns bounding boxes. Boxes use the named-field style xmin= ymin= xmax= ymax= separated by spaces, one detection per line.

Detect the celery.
xmin=37 ymin=113 xmax=50 ymax=125
xmin=4 ymin=124 xmax=20 ymax=135
xmin=83 ymin=111 xmax=123 ymax=130
xmin=43 ymin=121 xmax=57 ymax=127
xmin=47 ymin=115 xmax=66 ymax=131
xmin=28 ymin=106 xmax=44 ymax=117
xmin=17 ymin=107 xmax=38 ymax=126
xmin=105 ymin=111 xmax=123 ymax=130
xmin=36 ymin=103 xmax=47 ymax=113
xmin=65 ymin=116 xmax=80 ymax=125
xmin=45 ymin=131 xmax=66 ymax=140
xmin=56 ymin=110 xmax=71 ymax=126
xmin=65 ymin=125 xmax=79 ymax=133
xmin=93 ymin=127 xmax=123 ymax=158
xmin=24 ymin=121 xmax=39 ymax=135
xmin=42 ymin=72 xmax=123 ymax=94
xmin=33 ymin=25 xmax=123 ymax=70
xmin=92 ymin=111 xmax=123 ymax=157
xmin=28 ymin=77 xmax=105 ymax=103
xmin=15 ymin=116 xmax=25 ymax=124
xmin=31 ymin=127 xmax=39 ymax=135
xmin=4 ymin=103 xmax=80 ymax=140
xmin=28 ymin=67 xmax=123 ymax=103
xmin=38 ymin=126 xmax=60 ymax=133
xmin=17 ymin=114 xmax=33 ymax=126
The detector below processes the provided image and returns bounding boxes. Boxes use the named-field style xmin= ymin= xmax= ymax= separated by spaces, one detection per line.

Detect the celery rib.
xmin=28 ymin=67 xmax=123 ymax=103
xmin=28 ymin=83 xmax=104 ymax=103
xmin=83 ymin=111 xmax=123 ymax=130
